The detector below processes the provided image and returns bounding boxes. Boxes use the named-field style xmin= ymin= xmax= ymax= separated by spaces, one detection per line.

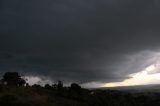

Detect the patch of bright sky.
xmin=25 ymin=76 xmax=53 ymax=86
xmin=104 ymin=62 xmax=160 ymax=87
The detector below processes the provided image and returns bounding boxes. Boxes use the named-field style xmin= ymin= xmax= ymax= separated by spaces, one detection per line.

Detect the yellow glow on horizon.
xmin=104 ymin=63 xmax=160 ymax=87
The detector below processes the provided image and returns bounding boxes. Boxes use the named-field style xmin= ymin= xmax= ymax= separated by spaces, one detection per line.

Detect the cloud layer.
xmin=1 ymin=0 xmax=160 ymax=86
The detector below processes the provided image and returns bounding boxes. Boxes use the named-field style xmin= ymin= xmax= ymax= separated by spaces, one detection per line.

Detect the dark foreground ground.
xmin=0 ymin=85 xmax=160 ymax=106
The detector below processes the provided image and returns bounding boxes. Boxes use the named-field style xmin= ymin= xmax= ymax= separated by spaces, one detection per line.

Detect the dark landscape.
xmin=0 ymin=72 xmax=159 ymax=106
xmin=1 ymin=0 xmax=160 ymax=106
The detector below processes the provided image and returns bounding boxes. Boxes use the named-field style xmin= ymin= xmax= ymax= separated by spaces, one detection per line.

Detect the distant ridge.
xmin=96 ymin=84 xmax=160 ymax=91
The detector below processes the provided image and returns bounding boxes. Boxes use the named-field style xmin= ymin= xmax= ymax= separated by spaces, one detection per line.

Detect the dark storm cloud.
xmin=1 ymin=0 xmax=160 ymax=85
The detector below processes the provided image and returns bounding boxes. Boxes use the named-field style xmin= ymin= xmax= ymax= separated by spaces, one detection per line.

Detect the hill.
xmin=0 ymin=72 xmax=160 ymax=106
xmin=0 ymin=85 xmax=160 ymax=106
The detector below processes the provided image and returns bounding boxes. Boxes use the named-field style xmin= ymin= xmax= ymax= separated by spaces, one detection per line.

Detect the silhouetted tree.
xmin=69 ymin=83 xmax=82 ymax=99
xmin=52 ymin=84 xmax=57 ymax=89
xmin=56 ymin=81 xmax=63 ymax=96
xmin=2 ymin=72 xmax=26 ymax=86
xmin=70 ymin=83 xmax=81 ymax=91
xmin=26 ymin=83 xmax=30 ymax=87
xmin=57 ymin=80 xmax=63 ymax=89
xmin=18 ymin=78 xmax=26 ymax=86
xmin=32 ymin=84 xmax=41 ymax=88
xmin=45 ymin=84 xmax=52 ymax=89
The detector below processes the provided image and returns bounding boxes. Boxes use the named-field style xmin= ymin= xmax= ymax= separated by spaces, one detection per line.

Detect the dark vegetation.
xmin=0 ymin=72 xmax=160 ymax=106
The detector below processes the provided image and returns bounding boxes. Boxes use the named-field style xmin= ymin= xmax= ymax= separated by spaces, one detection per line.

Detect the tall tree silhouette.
xmin=57 ymin=81 xmax=63 ymax=89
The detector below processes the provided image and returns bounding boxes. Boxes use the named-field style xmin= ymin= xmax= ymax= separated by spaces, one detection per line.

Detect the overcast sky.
xmin=1 ymin=0 xmax=160 ymax=87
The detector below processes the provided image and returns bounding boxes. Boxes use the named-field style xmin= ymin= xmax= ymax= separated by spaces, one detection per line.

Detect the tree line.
xmin=0 ymin=72 xmax=160 ymax=106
